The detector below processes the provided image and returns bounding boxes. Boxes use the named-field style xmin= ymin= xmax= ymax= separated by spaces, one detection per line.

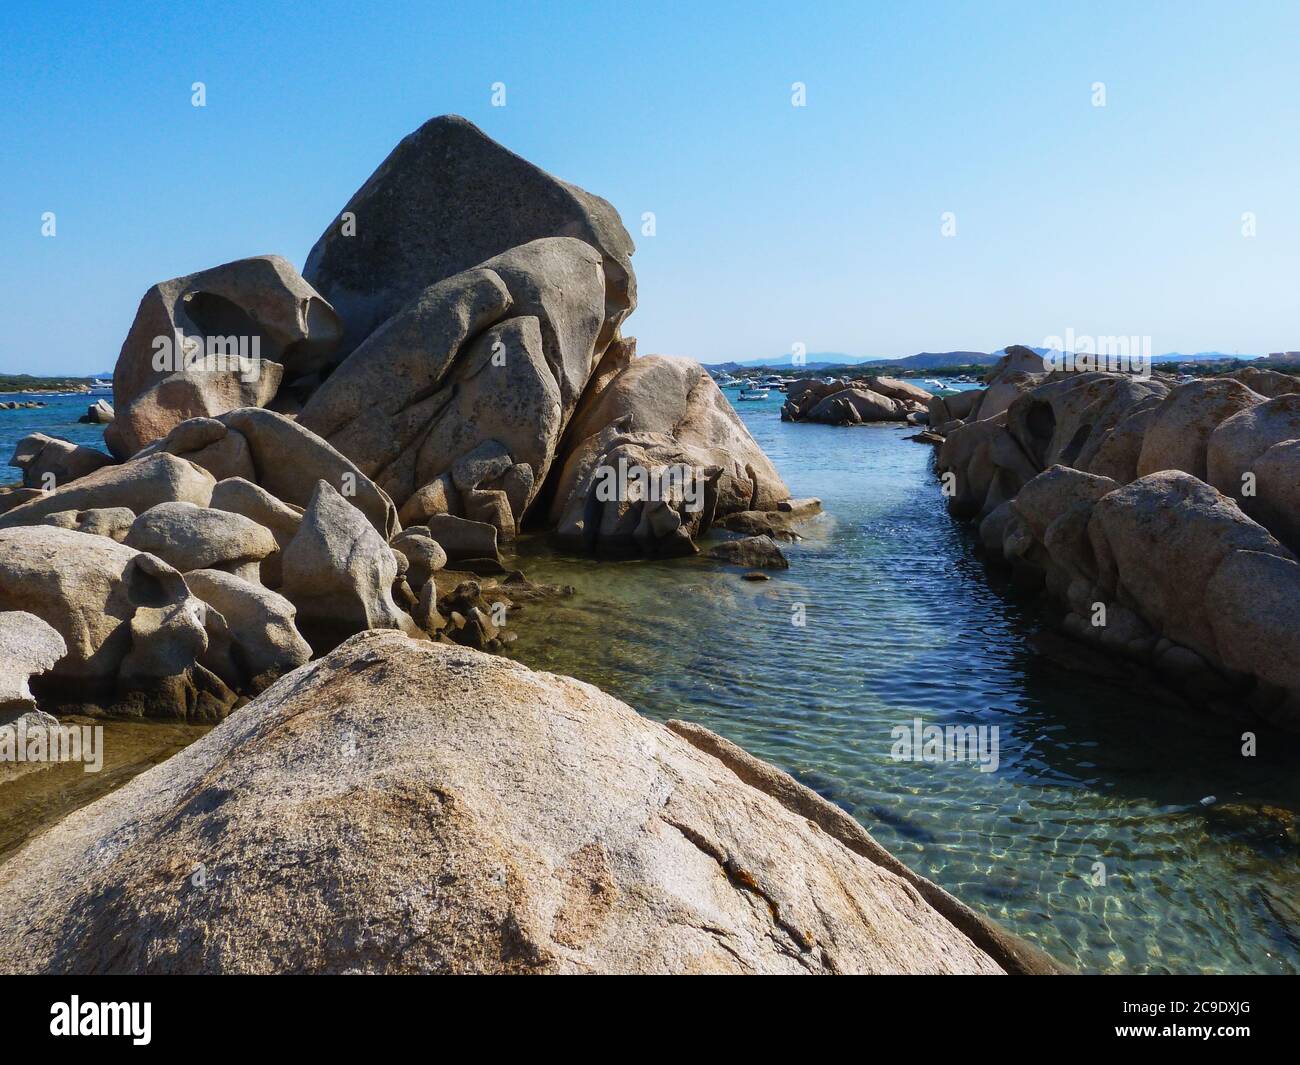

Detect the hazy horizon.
xmin=4 ymin=1 xmax=1299 ymax=375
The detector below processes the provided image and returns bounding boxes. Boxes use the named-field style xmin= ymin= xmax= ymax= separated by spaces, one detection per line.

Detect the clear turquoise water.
xmin=507 ymin=390 xmax=1300 ymax=974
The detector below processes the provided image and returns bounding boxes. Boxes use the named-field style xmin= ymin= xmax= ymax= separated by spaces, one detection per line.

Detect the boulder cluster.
xmin=781 ymin=375 xmax=933 ymax=425
xmin=0 ymin=115 xmax=793 ymax=722
xmin=932 ymin=346 xmax=1300 ymax=729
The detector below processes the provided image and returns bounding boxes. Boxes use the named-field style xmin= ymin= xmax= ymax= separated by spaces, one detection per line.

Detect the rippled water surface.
xmin=507 ymin=391 xmax=1300 ymax=974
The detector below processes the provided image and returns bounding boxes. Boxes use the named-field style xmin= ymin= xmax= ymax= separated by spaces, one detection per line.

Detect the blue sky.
xmin=3 ymin=0 xmax=1299 ymax=373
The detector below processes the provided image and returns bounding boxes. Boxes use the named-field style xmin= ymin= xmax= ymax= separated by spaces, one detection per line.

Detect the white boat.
xmin=737 ymin=386 xmax=770 ymax=401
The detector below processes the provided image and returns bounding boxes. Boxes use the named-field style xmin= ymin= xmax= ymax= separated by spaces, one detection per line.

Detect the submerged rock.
xmin=0 ymin=632 xmax=1051 ymax=975
xmin=708 ymin=534 xmax=789 ymax=569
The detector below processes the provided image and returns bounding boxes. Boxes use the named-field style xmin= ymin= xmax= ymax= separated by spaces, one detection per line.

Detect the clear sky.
xmin=3 ymin=0 xmax=1299 ymax=373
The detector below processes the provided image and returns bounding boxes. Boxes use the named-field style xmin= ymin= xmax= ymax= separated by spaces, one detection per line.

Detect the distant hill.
xmin=702 ymin=347 xmax=1266 ymax=371
xmin=1149 ymin=352 xmax=1258 ymax=363
xmin=708 ymin=350 xmax=996 ymax=371
xmin=872 ymin=351 xmax=997 ymax=369
xmin=709 ymin=352 xmax=869 ymax=371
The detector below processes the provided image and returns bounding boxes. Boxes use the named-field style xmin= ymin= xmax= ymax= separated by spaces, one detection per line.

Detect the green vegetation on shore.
xmin=0 ymin=374 xmax=95 ymax=394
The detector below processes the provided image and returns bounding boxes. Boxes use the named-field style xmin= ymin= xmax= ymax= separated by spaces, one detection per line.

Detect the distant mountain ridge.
xmin=702 ymin=347 xmax=1265 ymax=370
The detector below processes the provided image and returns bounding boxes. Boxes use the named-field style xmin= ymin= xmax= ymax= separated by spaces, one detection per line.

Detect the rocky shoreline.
xmin=780 ymin=374 xmax=934 ymax=426
xmin=931 ymin=346 xmax=1300 ymax=731
xmin=0 ymin=116 xmax=797 ymax=726
xmin=0 ymin=115 xmax=1052 ymax=974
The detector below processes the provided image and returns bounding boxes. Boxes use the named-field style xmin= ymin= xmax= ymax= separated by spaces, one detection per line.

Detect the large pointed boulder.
xmin=302 ymin=114 xmax=635 ymax=361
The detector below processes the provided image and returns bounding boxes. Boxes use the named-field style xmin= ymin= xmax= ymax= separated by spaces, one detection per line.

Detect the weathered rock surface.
xmin=143 ymin=410 xmax=398 ymax=540
xmin=302 ymin=114 xmax=635 ymax=362
xmin=0 ymin=526 xmax=232 ymax=719
xmin=79 ymin=399 xmax=115 ymax=425
xmin=549 ymin=424 xmax=717 ymax=557
xmin=124 ymin=502 xmax=278 ymax=583
xmin=38 ymin=507 xmax=135 ymax=542
xmin=1008 ymin=372 xmax=1168 ymax=477
xmin=1136 ymin=378 xmax=1265 ymax=481
xmin=6 ymin=116 xmax=804 ymax=750
xmin=389 ymin=528 xmax=448 ymax=592
xmin=182 ymin=569 xmax=312 ymax=693
xmin=298 ymin=238 xmax=606 ymax=532
xmin=208 ymin=476 xmax=303 ymax=587
xmin=0 ymin=632 xmax=1049 ymax=975
xmin=1227 ymin=365 xmax=1300 ymax=398
xmin=422 ymin=514 xmax=498 ymax=563
xmin=0 ymin=486 xmax=44 ymax=515
xmin=0 ymin=453 xmax=215 ymax=529
xmin=930 ymin=359 xmax=1300 ymax=727
xmin=137 ymin=415 xmax=256 ymax=482
xmin=0 ymin=611 xmax=67 ymax=722
xmin=1088 ymin=471 xmax=1293 ymax=659
xmin=813 ymin=387 xmax=905 ymax=424
xmin=279 ymin=481 xmax=418 ymax=652
xmin=548 ymin=357 xmax=790 ymax=555
xmin=11 ymin=432 xmax=113 ymax=489
xmin=1206 ymin=392 xmax=1300 ymax=552
xmin=106 ymin=255 xmax=340 ymax=456
xmin=781 ymin=376 xmax=931 ymax=425
xmin=716 ymin=507 xmax=813 ymax=541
